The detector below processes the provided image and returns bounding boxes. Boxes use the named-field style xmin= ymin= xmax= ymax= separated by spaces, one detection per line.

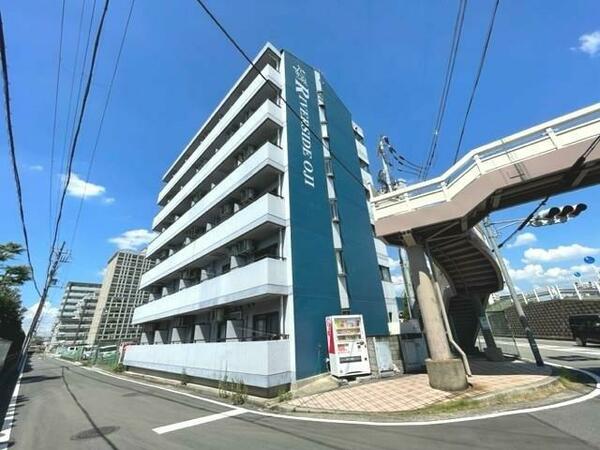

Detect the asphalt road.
xmin=2 ymin=339 xmax=600 ymax=450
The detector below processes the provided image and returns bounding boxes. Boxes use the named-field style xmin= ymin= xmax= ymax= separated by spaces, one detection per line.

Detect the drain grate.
xmin=71 ymin=426 xmax=120 ymax=440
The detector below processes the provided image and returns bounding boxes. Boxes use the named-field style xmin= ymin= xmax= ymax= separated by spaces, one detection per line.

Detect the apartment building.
xmin=50 ymin=282 xmax=101 ymax=347
xmin=124 ymin=43 xmax=398 ymax=394
xmin=87 ymin=250 xmax=155 ymax=346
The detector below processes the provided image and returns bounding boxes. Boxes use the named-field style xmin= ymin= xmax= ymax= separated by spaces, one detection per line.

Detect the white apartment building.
xmin=50 ymin=282 xmax=102 ymax=347
xmin=124 ymin=43 xmax=398 ymax=395
xmin=87 ymin=250 xmax=154 ymax=346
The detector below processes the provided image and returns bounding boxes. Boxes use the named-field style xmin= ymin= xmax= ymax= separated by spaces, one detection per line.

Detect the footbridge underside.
xmin=372 ymin=103 xmax=600 ymax=353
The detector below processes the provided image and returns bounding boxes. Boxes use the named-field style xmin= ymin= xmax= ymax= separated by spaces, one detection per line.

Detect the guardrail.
xmin=372 ymin=103 xmax=600 ymax=213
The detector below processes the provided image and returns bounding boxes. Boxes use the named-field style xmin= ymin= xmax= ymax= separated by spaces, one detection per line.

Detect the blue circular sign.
xmin=584 ymin=256 xmax=595 ymax=264
xmin=573 ymin=271 xmax=582 ymax=278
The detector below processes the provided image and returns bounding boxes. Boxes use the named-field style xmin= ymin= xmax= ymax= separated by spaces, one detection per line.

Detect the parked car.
xmin=569 ymin=314 xmax=600 ymax=346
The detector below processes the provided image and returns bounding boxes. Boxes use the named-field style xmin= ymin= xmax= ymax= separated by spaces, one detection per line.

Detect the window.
xmin=329 ymin=199 xmax=339 ymax=222
xmin=324 ymin=158 xmax=334 ymax=176
xmin=379 ymin=265 xmax=392 ymax=282
xmin=252 ymin=312 xmax=279 ymax=340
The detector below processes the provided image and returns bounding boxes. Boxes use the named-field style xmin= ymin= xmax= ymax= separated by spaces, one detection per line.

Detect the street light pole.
xmin=481 ymin=218 xmax=544 ymax=366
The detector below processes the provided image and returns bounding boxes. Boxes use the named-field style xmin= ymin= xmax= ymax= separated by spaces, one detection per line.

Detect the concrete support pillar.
xmin=406 ymin=244 xmax=452 ymax=361
xmin=406 ymin=244 xmax=468 ymax=391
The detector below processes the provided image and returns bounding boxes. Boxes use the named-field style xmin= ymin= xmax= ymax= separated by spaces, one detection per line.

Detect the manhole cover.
xmin=71 ymin=426 xmax=120 ymax=440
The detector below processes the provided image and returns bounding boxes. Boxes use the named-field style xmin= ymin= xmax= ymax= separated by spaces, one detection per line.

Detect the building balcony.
xmin=141 ymin=193 xmax=286 ymax=289
xmin=158 ymin=67 xmax=283 ymax=205
xmin=123 ymin=338 xmax=291 ymax=389
xmin=149 ymin=142 xmax=285 ymax=254
xmin=361 ymin=168 xmax=373 ymax=188
xmin=163 ymin=47 xmax=281 ymax=183
xmin=374 ymin=238 xmax=389 ymax=266
xmin=134 ymin=257 xmax=288 ymax=324
xmin=382 ymin=280 xmax=397 ymax=300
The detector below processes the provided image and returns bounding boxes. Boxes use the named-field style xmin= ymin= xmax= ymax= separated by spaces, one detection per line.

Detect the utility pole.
xmin=22 ymin=242 xmax=69 ymax=352
xmin=481 ymin=218 xmax=544 ymax=366
xmin=377 ymin=135 xmax=393 ymax=191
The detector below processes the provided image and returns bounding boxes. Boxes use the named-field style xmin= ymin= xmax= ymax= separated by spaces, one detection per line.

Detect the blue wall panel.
xmin=284 ymin=52 xmax=341 ymax=379
xmin=320 ymin=77 xmax=388 ymax=336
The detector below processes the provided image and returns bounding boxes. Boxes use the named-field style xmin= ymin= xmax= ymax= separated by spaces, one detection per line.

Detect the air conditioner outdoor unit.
xmin=226 ymin=310 xmax=243 ymax=321
xmin=220 ymin=203 xmax=233 ymax=217
xmin=174 ymin=316 xmax=192 ymax=328
xmin=213 ymin=308 xmax=225 ymax=322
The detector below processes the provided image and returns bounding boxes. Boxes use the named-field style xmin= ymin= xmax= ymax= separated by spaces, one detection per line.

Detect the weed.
xmin=277 ymin=388 xmax=292 ymax=403
xmin=181 ymin=369 xmax=191 ymax=386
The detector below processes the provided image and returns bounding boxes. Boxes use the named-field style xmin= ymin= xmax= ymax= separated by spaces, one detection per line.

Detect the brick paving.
xmin=287 ymin=359 xmax=552 ymax=413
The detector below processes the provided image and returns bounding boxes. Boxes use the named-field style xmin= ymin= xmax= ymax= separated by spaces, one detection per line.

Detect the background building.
xmin=50 ymin=282 xmax=101 ymax=347
xmin=87 ymin=250 xmax=155 ymax=346
xmin=124 ymin=43 xmax=396 ymax=394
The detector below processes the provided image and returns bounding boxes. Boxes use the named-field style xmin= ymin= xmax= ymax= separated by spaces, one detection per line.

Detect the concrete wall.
xmin=488 ymin=299 xmax=600 ymax=339
xmin=123 ymin=340 xmax=292 ymax=389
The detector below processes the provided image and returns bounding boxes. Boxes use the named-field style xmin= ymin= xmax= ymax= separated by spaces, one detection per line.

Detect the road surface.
xmin=2 ymin=340 xmax=599 ymax=450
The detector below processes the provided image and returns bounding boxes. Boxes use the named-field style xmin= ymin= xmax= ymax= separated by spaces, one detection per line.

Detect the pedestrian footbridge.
xmin=372 ymin=103 xmax=600 ymax=353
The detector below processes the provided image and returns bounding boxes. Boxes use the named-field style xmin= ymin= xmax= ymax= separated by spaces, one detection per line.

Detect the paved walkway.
xmin=287 ymin=359 xmax=553 ymax=413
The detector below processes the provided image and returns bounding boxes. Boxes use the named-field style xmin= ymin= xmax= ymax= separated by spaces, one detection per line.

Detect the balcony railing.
xmin=134 ymin=257 xmax=288 ymax=324
xmin=123 ymin=338 xmax=292 ymax=388
xmin=141 ymin=193 xmax=286 ymax=288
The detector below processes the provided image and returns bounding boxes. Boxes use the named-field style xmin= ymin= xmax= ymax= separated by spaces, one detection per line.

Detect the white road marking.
xmin=153 ymin=409 xmax=247 ymax=434
xmin=58 ymin=357 xmax=600 ymax=428
xmin=0 ymin=369 xmax=24 ymax=449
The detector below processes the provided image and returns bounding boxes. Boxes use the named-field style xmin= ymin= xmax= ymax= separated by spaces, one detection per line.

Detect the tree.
xmin=0 ymin=242 xmax=31 ymax=352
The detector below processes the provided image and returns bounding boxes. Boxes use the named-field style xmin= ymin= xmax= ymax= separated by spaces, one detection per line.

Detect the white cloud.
xmin=507 ymin=232 xmax=537 ymax=248
xmin=102 ymin=197 xmax=116 ymax=205
xmin=22 ymin=301 xmax=59 ymax=337
xmin=522 ymin=244 xmax=599 ymax=263
xmin=64 ymin=173 xmax=106 ymax=198
xmin=573 ymin=30 xmax=600 ymax=56
xmin=97 ymin=267 xmax=108 ymax=280
xmin=108 ymin=229 xmax=157 ymax=250
xmin=28 ymin=164 xmax=44 ymax=172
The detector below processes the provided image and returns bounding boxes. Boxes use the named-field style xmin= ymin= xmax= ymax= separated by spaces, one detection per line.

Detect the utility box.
xmin=326 ymin=315 xmax=370 ymax=377
xmin=399 ymin=319 xmax=428 ymax=372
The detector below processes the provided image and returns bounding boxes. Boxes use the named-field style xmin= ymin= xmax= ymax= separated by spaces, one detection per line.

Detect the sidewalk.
xmin=285 ymin=359 xmax=554 ymax=413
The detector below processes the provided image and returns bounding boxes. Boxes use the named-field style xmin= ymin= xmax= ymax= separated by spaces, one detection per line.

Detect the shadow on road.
xmin=61 ymin=366 xmax=120 ymax=450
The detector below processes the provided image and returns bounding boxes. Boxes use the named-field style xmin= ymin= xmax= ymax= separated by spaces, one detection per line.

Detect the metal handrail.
xmin=372 ymin=103 xmax=600 ymax=206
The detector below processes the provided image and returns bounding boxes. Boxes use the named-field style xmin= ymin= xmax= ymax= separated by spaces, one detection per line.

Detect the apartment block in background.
xmin=87 ymin=250 xmax=155 ymax=346
xmin=124 ymin=43 xmax=396 ymax=395
xmin=50 ymin=282 xmax=102 ymax=347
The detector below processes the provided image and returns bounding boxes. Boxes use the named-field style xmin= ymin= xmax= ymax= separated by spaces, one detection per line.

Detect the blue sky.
xmin=0 ymin=1 xmax=599 ymax=333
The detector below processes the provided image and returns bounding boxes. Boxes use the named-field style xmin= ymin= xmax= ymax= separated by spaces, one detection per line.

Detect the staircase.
xmin=429 ymin=229 xmax=503 ymax=353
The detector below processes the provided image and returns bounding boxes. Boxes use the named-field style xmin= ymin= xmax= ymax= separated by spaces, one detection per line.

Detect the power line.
xmin=497 ymin=135 xmax=600 ymax=248
xmin=420 ymin=0 xmax=468 ymax=180
xmin=0 ymin=12 xmax=43 ymax=297
xmin=193 ymin=0 xmax=367 ymax=192
xmin=48 ymin=0 xmax=66 ymax=241
xmin=70 ymin=0 xmax=136 ymax=247
xmin=452 ymin=0 xmax=500 ymax=164
xmin=47 ymin=0 xmax=111 ymax=278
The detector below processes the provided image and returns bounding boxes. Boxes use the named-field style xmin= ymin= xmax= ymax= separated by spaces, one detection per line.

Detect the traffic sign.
xmin=573 ymin=271 xmax=582 ymax=278
xmin=584 ymin=256 xmax=595 ymax=264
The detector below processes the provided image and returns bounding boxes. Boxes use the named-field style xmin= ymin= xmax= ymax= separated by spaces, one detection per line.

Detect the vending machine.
xmin=325 ymin=314 xmax=371 ymax=377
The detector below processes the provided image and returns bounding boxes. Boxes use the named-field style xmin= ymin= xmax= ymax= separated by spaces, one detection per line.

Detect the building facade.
xmin=87 ymin=250 xmax=155 ymax=346
xmin=124 ymin=43 xmax=397 ymax=393
xmin=50 ymin=282 xmax=102 ymax=347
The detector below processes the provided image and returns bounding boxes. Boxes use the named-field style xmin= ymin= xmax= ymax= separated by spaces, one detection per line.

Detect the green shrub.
xmin=230 ymin=379 xmax=248 ymax=405
xmin=277 ymin=388 xmax=292 ymax=403
xmin=113 ymin=363 xmax=125 ymax=373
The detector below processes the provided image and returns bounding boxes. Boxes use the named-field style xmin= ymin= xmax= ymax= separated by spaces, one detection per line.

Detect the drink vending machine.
xmin=325 ymin=314 xmax=371 ymax=377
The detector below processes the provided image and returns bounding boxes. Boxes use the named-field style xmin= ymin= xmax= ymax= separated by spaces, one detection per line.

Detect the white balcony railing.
xmin=133 ymin=257 xmax=288 ymax=325
xmin=151 ymin=141 xmax=284 ymax=242
xmin=140 ymin=194 xmax=286 ymax=289
xmin=123 ymin=339 xmax=292 ymax=388
xmin=159 ymin=66 xmax=283 ymax=204
xmin=372 ymin=103 xmax=600 ymax=217
xmin=356 ymin=140 xmax=369 ymax=164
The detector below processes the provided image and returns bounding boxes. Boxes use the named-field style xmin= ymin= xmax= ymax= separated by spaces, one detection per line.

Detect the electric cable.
xmin=452 ymin=0 xmax=500 ymax=164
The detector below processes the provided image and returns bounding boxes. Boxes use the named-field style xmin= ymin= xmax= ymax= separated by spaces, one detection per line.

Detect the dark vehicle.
xmin=569 ymin=314 xmax=600 ymax=346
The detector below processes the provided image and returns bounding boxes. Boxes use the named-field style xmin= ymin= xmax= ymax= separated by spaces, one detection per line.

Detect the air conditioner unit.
xmin=240 ymin=188 xmax=256 ymax=204
xmin=226 ymin=310 xmax=243 ymax=321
